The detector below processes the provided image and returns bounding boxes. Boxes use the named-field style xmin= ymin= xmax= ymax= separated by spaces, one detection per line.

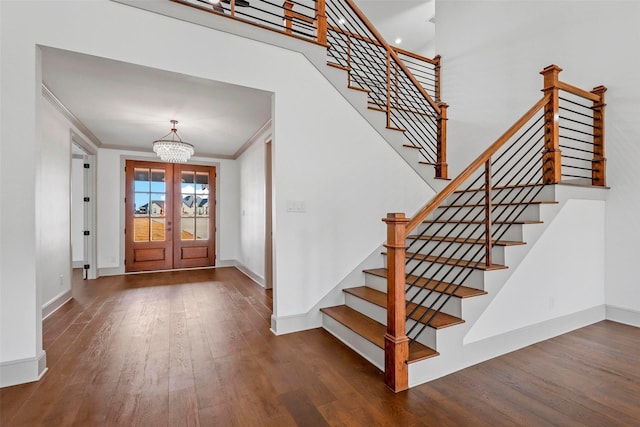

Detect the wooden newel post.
xmin=591 ymin=85 xmax=607 ymax=186
xmin=315 ymin=0 xmax=327 ymax=45
xmin=540 ymin=65 xmax=563 ymax=184
xmin=436 ymin=102 xmax=449 ymax=179
xmin=382 ymin=212 xmax=410 ymax=393
xmin=283 ymin=1 xmax=294 ymax=35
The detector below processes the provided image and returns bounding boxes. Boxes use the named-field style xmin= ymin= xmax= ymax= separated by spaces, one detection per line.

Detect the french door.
xmin=125 ymin=160 xmax=216 ymax=272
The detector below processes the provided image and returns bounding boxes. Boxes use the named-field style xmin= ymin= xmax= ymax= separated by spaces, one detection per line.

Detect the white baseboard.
xmin=270 ymin=312 xmax=322 ymax=335
xmin=42 ymin=289 xmax=73 ymax=320
xmin=0 ymin=351 xmax=47 ymax=388
xmin=408 ymin=305 xmax=607 ymax=387
xmin=232 ymin=260 xmax=265 ymax=287
xmin=98 ymin=266 xmax=125 ymax=277
xmin=606 ymin=304 xmax=640 ymax=328
xmin=72 ymin=260 xmax=84 ymax=268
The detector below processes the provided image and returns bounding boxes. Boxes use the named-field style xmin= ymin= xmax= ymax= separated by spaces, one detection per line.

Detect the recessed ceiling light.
xmin=395 ymin=38 xmax=402 ymax=45
xmin=339 ymin=17 xmax=346 ymax=25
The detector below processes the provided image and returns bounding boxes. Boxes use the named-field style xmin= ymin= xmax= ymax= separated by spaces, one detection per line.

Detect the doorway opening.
xmin=125 ymin=160 xmax=216 ymax=272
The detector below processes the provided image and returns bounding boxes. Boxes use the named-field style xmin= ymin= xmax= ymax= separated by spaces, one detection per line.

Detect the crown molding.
xmin=233 ymin=119 xmax=272 ymax=159
xmin=41 ymin=84 xmax=104 ymax=148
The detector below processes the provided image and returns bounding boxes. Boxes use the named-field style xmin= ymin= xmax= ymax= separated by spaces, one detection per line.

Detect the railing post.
xmin=382 ymin=212 xmax=409 ymax=393
xmin=436 ymin=102 xmax=449 ymax=179
xmin=591 ymin=85 xmax=607 ymax=186
xmin=283 ymin=1 xmax=293 ymax=35
xmin=434 ymin=55 xmax=441 ymax=103
xmin=230 ymin=0 xmax=236 ymax=17
xmin=540 ymin=64 xmax=563 ymax=184
xmin=315 ymin=0 xmax=327 ymax=45
xmin=484 ymin=159 xmax=493 ymax=267
xmin=386 ymin=49 xmax=392 ymax=128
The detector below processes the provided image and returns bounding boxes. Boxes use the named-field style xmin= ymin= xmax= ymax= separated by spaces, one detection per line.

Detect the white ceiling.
xmin=40 ymin=3 xmax=433 ymax=159
xmin=354 ymin=0 xmax=435 ymax=55
xmin=42 ymin=47 xmax=273 ymax=158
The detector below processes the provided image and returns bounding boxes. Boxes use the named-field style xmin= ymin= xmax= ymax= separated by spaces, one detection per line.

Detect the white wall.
xmin=237 ymin=128 xmax=270 ymax=284
xmin=438 ymin=1 xmax=640 ymax=315
xmin=71 ymin=158 xmax=84 ymax=266
xmin=38 ymin=99 xmax=73 ymax=307
xmin=466 ymin=200 xmax=605 ymax=342
xmin=0 ymin=0 xmax=432 ymax=384
xmin=96 ymin=148 xmax=239 ymax=274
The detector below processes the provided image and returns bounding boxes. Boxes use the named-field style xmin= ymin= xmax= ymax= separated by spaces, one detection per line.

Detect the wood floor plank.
xmin=3 ymin=267 xmax=639 ymax=426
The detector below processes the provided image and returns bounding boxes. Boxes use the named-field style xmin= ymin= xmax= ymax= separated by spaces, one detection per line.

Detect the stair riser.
xmin=406 ymin=240 xmax=506 ymax=265
xmin=366 ymin=268 xmax=484 ymax=293
xmin=428 ymin=204 xmax=542 ymax=222
xmin=416 ymin=222 xmax=524 ymax=242
xmin=344 ymin=294 xmax=439 ymax=349
xmin=405 ymin=260 xmax=489 ymax=289
xmin=406 ymin=319 xmax=436 ymax=349
xmin=321 ymin=315 xmax=384 ymax=370
xmin=345 ymin=293 xmax=387 ymax=325
xmin=443 ymin=186 xmax=556 ymax=206
xmin=406 ymin=287 xmax=462 ymax=318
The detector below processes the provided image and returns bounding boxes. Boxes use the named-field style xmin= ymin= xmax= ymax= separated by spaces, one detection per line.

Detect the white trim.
xmin=42 ymin=290 xmax=73 ymax=320
xmin=270 ymin=312 xmax=322 ymax=335
xmin=42 ymin=84 xmax=103 ymax=148
xmin=0 ymin=351 xmax=47 ymax=388
xmin=233 ymin=260 xmax=265 ymax=287
xmin=606 ymin=305 xmax=640 ymax=328
xmin=72 ymin=260 xmax=84 ymax=268
xmin=233 ymin=119 xmax=272 ymax=159
xmin=408 ymin=305 xmax=607 ymax=387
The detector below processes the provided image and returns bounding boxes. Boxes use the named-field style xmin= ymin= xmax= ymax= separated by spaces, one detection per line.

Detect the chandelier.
xmin=152 ymin=120 xmax=195 ymax=163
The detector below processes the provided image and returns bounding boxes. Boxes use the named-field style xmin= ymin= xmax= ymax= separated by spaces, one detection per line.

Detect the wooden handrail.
xmin=343 ymin=0 xmax=441 ymax=115
xmin=556 ymin=81 xmax=601 ymax=102
xmin=405 ymin=94 xmax=551 ymax=232
xmin=327 ymin=25 xmax=438 ymax=66
xmin=392 ymin=46 xmax=439 ymax=65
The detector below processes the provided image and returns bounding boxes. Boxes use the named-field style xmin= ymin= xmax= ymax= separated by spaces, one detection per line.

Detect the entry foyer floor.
xmin=1 ymin=267 xmax=639 ymax=426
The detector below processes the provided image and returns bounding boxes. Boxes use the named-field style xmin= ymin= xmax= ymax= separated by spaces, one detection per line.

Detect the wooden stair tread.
xmin=364 ymin=268 xmax=486 ymax=298
xmin=320 ymin=305 xmax=438 ymax=362
xmin=439 ymin=200 xmax=557 ymax=209
xmin=344 ymin=287 xmax=464 ymax=329
xmin=348 ymin=85 xmax=371 ymax=93
xmin=387 ymin=126 xmax=406 ymax=132
xmin=327 ymin=62 xmax=349 ymax=71
xmin=405 ymin=252 xmax=507 ymax=271
xmin=403 ymin=144 xmax=422 ymax=150
xmin=406 ymin=235 xmax=525 ymax=247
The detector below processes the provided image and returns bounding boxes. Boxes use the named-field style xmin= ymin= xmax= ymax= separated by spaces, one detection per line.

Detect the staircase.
xmin=321 ymin=65 xmax=608 ymax=390
xmin=169 ymin=0 xmax=609 ymax=391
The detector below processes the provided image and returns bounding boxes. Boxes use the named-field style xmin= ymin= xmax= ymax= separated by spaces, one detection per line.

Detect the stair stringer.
xmin=406 ymin=184 xmax=608 ymax=387
xmin=315 ymin=62 xmax=448 ymax=193
xmin=271 ymin=245 xmax=385 ymax=335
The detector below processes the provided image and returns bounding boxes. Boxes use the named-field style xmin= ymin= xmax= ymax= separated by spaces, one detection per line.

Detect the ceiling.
xmin=354 ymin=0 xmax=435 ymax=55
xmin=40 ymin=2 xmax=433 ymax=159
xmin=42 ymin=47 xmax=273 ymax=158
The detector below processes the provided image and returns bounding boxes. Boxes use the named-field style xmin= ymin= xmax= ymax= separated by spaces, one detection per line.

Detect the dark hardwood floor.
xmin=1 ymin=267 xmax=639 ymax=426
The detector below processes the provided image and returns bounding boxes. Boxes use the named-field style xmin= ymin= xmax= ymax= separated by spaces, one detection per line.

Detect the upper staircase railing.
xmin=172 ymin=0 xmax=448 ymax=179
xmin=324 ymin=0 xmax=447 ymax=178
xmin=383 ymin=65 xmax=606 ymax=392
